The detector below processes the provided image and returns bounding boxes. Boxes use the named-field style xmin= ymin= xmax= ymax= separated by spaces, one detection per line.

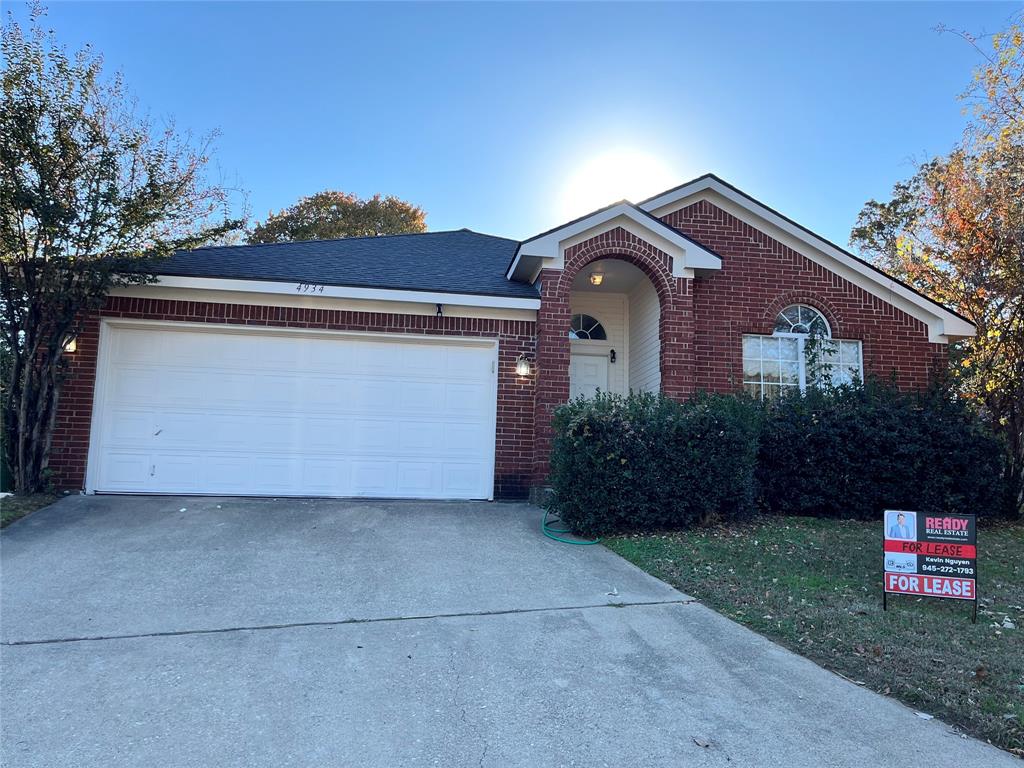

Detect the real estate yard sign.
xmin=883 ymin=510 xmax=978 ymax=623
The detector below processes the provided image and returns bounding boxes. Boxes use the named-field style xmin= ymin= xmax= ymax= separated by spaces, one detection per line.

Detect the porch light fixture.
xmin=589 ymin=271 xmax=604 ymax=286
xmin=62 ymin=335 xmax=78 ymax=354
xmin=515 ymin=353 xmax=532 ymax=377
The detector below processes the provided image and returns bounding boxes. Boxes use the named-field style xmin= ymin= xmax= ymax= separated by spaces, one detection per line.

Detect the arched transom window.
xmin=568 ymin=314 xmax=607 ymax=341
xmin=773 ymin=304 xmax=830 ymax=337
xmin=742 ymin=304 xmax=863 ymax=399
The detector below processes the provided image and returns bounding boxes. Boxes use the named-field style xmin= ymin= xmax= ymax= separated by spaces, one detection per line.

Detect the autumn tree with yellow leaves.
xmin=851 ymin=22 xmax=1023 ymax=514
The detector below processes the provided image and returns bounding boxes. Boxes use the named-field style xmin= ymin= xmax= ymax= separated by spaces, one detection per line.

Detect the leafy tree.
xmin=248 ymin=190 xmax=426 ymax=243
xmin=0 ymin=5 xmax=241 ymax=492
xmin=850 ymin=23 xmax=1023 ymax=514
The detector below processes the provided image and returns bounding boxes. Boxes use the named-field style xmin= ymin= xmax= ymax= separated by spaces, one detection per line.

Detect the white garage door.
xmin=88 ymin=323 xmax=498 ymax=499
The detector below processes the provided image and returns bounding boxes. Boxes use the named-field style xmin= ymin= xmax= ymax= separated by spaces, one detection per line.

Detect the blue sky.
xmin=10 ymin=1 xmax=1021 ymax=244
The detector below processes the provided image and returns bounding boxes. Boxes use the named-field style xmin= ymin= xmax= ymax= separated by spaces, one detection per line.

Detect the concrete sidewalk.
xmin=1 ymin=496 xmax=1015 ymax=767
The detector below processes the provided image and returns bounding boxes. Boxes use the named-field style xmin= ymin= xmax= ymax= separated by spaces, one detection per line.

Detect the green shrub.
xmin=548 ymin=391 xmax=761 ymax=536
xmin=548 ymin=383 xmax=1009 ymax=536
xmin=756 ymin=382 xmax=1009 ymax=520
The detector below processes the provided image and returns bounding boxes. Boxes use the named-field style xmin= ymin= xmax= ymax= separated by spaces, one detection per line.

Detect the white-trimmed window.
xmin=743 ymin=305 xmax=863 ymax=399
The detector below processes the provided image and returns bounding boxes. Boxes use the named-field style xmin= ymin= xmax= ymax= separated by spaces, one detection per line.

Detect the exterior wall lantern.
xmin=589 ymin=270 xmax=604 ymax=286
xmin=609 ymin=349 xmax=616 ymax=364
xmin=515 ymin=353 xmax=532 ymax=377
xmin=62 ymin=335 xmax=78 ymax=354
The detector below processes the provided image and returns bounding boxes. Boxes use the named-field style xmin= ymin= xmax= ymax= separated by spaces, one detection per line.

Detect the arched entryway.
xmin=531 ymin=225 xmax=697 ymax=483
xmin=568 ymin=258 xmax=661 ymax=398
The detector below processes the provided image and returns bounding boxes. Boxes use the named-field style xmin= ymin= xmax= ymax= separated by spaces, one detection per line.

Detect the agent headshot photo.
xmin=886 ymin=511 xmax=916 ymax=540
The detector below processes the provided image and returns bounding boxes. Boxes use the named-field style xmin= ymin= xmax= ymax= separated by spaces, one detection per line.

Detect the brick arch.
xmin=762 ymin=291 xmax=844 ymax=337
xmin=531 ymin=226 xmax=696 ymax=482
xmin=552 ymin=227 xmax=677 ymax=306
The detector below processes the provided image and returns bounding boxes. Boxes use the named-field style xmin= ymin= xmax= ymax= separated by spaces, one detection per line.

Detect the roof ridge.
xmin=190 ymin=228 xmax=517 ymax=252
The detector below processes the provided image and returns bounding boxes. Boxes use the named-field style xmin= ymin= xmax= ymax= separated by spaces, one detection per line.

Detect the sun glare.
xmin=557 ymin=148 xmax=680 ymax=222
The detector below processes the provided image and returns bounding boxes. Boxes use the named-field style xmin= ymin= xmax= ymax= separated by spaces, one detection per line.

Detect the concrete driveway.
xmin=1 ymin=496 xmax=1014 ymax=767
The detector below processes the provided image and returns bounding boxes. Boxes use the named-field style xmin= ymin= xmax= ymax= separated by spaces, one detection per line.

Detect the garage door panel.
xmin=350 ymin=419 xmax=394 ymax=453
xmin=399 ymin=381 xmax=445 ymax=412
xmin=303 ymin=418 xmax=353 ymax=452
xmin=303 ymin=377 xmax=350 ymax=408
xmin=351 ymin=460 xmax=396 ymax=496
xmin=250 ymin=335 xmax=302 ymax=369
xmin=153 ymin=453 xmax=201 ymax=488
xmin=199 ymin=455 xmax=253 ymax=491
xmin=446 ymin=346 xmax=492 ymax=379
xmin=92 ymin=325 xmax=496 ymax=499
xmin=250 ymin=416 xmax=302 ymax=449
xmin=442 ymin=464 xmax=485 ymax=496
xmin=397 ymin=462 xmax=441 ymax=496
xmin=100 ymin=452 xmax=151 ymax=487
xmin=398 ymin=421 xmax=444 ymax=452
xmin=300 ymin=458 xmax=349 ymax=494
xmin=113 ymin=329 xmax=156 ymax=363
xmin=356 ymin=342 xmax=411 ymax=375
xmin=107 ymin=409 xmax=154 ymax=443
xmin=111 ymin=369 xmax=159 ymax=403
xmin=157 ymin=411 xmax=211 ymax=445
xmin=157 ymin=370 xmax=210 ymax=406
xmin=446 ymin=383 xmax=488 ymax=412
xmin=257 ymin=375 xmax=301 ymax=408
xmin=401 ymin=344 xmax=448 ymax=376
xmin=212 ymin=373 xmax=257 ymax=406
xmin=444 ymin=423 xmax=487 ymax=454
xmin=204 ymin=416 xmax=255 ymax=449
xmin=251 ymin=457 xmax=302 ymax=493
xmin=349 ymin=379 xmax=400 ymax=411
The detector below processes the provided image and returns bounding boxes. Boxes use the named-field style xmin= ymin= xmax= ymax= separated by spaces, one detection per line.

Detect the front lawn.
xmin=1 ymin=493 xmax=59 ymax=528
xmin=605 ymin=516 xmax=1024 ymax=755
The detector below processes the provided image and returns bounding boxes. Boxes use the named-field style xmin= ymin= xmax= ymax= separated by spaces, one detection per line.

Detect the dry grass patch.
xmin=1 ymin=493 xmax=59 ymax=528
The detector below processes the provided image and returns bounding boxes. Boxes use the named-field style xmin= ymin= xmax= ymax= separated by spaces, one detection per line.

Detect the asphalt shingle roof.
xmin=156 ymin=229 xmax=539 ymax=300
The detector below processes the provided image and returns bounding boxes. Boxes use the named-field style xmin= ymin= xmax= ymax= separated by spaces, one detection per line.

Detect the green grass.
xmin=1 ymin=493 xmax=59 ymax=528
xmin=605 ymin=516 xmax=1024 ymax=755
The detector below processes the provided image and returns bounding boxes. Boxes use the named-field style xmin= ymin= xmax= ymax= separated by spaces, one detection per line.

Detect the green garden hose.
xmin=542 ymin=508 xmax=601 ymax=545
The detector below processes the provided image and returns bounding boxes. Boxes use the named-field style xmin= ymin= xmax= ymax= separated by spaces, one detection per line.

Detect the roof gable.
xmin=507 ymin=201 xmax=721 ymax=282
xmin=639 ymin=174 xmax=975 ymax=342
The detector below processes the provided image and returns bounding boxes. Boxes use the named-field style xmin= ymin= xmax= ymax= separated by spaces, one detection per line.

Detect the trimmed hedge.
xmin=757 ymin=382 xmax=1008 ymax=520
xmin=549 ymin=391 xmax=761 ymax=536
xmin=548 ymin=383 xmax=1009 ymax=536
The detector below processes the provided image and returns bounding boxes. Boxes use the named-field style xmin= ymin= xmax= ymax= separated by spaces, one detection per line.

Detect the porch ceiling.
xmin=571 ymin=258 xmax=649 ymax=293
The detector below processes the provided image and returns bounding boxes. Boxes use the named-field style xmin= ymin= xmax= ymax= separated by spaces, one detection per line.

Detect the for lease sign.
xmin=883 ymin=511 xmax=976 ymax=602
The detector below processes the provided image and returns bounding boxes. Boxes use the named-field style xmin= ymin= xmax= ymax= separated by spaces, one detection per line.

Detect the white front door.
xmin=88 ymin=322 xmax=498 ymax=500
xmin=570 ymin=353 xmax=609 ymax=399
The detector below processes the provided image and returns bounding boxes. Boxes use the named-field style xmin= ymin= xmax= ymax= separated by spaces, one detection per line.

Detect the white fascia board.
xmin=151 ymin=275 xmax=541 ymax=310
xmin=641 ymin=178 xmax=975 ymax=342
xmin=506 ymin=203 xmax=720 ymax=281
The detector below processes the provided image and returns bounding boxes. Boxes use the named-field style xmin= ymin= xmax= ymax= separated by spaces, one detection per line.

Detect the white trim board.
xmin=110 ymin=285 xmax=537 ymax=322
xmin=148 ymin=275 xmax=541 ymax=311
xmin=640 ymin=176 xmax=975 ymax=343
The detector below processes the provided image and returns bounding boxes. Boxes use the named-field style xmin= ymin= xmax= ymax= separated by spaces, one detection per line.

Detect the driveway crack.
xmin=2 ymin=598 xmax=696 ymax=647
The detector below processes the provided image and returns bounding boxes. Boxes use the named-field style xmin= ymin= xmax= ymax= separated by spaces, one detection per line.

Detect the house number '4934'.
xmin=296 ymin=283 xmax=325 ymax=293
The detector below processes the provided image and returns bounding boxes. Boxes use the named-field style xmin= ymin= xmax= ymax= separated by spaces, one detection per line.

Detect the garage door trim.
xmin=85 ymin=318 xmax=500 ymax=499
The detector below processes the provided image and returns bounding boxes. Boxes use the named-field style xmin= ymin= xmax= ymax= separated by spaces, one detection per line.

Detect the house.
xmin=49 ymin=174 xmax=975 ymax=501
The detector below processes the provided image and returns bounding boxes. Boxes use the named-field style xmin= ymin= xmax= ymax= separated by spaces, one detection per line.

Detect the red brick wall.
xmin=661 ymin=199 xmax=947 ymax=392
xmin=49 ymin=296 xmax=536 ymax=498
